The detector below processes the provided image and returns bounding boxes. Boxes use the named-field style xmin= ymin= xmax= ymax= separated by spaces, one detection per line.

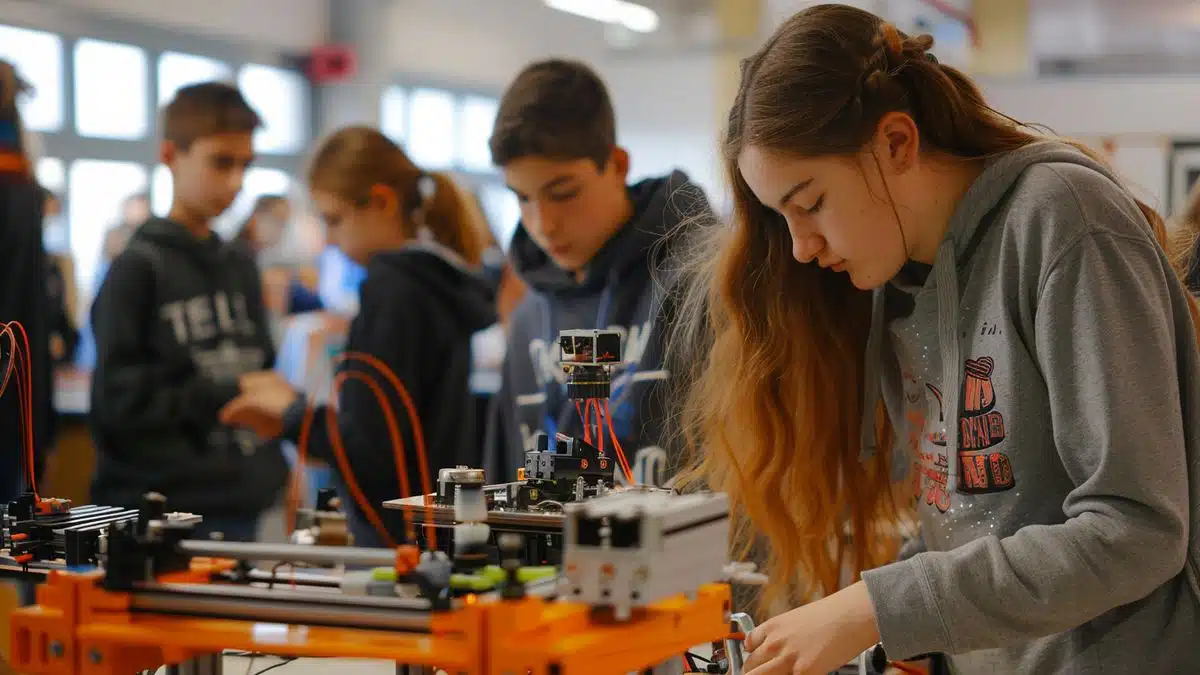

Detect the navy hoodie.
xmin=485 ymin=170 xmax=712 ymax=487
xmin=279 ymin=243 xmax=497 ymax=546
xmin=89 ymin=217 xmax=287 ymax=516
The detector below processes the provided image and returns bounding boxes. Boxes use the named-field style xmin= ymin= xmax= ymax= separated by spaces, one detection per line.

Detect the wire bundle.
xmin=1 ymin=321 xmax=38 ymax=499
xmin=290 ymin=350 xmax=435 ymax=551
xmin=574 ymin=397 xmax=634 ymax=484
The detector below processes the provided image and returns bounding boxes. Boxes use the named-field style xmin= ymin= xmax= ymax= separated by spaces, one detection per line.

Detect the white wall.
xmin=979 ymin=76 xmax=1200 ymax=214
xmin=383 ymin=0 xmax=610 ymax=91
xmin=603 ymin=54 xmax=725 ymax=209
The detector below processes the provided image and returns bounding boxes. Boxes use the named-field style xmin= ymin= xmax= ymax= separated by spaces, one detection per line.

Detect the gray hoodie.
xmin=859 ymin=141 xmax=1200 ymax=673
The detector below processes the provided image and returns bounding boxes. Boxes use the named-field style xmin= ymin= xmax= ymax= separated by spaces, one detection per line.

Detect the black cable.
xmin=251 ymin=658 xmax=297 ymax=675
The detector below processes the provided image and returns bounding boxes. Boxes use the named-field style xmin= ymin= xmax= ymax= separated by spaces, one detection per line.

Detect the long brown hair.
xmin=666 ymin=4 xmax=1200 ymax=614
xmin=308 ymin=126 xmax=488 ymax=265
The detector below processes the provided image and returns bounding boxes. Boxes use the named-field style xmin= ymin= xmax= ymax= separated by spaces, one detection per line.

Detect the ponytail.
xmin=309 ymin=125 xmax=490 ymax=266
xmin=412 ymin=172 xmax=489 ymax=266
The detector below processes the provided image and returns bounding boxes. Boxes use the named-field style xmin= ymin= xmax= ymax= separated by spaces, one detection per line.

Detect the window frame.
xmin=383 ymin=78 xmax=513 ymax=246
xmin=0 ymin=10 xmax=312 ymax=252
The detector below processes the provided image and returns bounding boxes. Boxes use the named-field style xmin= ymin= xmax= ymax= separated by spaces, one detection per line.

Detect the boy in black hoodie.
xmin=220 ymin=126 xmax=496 ymax=549
xmin=484 ymin=59 xmax=713 ymax=487
xmin=89 ymin=82 xmax=286 ymax=540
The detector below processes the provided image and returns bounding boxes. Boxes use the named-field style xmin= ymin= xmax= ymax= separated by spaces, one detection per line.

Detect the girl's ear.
xmin=366 ymin=183 xmax=400 ymax=217
xmin=874 ymin=111 xmax=920 ymax=175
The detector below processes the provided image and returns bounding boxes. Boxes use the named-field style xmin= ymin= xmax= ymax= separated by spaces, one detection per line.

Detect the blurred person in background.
xmin=76 ymin=192 xmax=153 ymax=370
xmin=220 ymin=126 xmax=496 ymax=548
xmin=100 ymin=193 xmax=151 ymax=265
xmin=41 ymin=191 xmax=79 ymax=368
xmin=0 ymin=59 xmax=52 ymax=503
xmin=234 ymin=194 xmax=324 ymax=320
xmin=89 ymin=82 xmax=286 ymax=541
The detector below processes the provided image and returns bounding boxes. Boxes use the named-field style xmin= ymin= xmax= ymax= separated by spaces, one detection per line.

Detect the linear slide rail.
xmin=130 ymin=582 xmax=433 ymax=633
xmin=177 ymin=540 xmax=398 ymax=567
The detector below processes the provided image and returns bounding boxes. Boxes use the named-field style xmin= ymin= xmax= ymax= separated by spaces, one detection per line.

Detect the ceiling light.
xmin=544 ymin=0 xmax=662 ymax=34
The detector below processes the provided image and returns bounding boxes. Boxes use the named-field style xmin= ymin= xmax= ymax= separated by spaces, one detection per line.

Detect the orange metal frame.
xmin=10 ymin=562 xmax=733 ymax=675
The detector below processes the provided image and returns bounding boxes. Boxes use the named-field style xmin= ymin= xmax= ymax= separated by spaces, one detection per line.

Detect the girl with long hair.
xmin=668 ymin=5 xmax=1200 ymax=673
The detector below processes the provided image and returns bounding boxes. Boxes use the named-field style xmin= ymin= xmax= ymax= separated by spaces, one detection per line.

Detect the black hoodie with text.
xmin=89 ymin=217 xmax=287 ymax=516
xmin=485 ymin=170 xmax=712 ymax=487
xmin=279 ymin=243 xmax=497 ymax=545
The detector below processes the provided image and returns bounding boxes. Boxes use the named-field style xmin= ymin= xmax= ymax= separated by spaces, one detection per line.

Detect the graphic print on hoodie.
xmin=89 ymin=218 xmax=288 ymax=516
xmin=486 ymin=170 xmax=712 ymax=487
xmin=857 ymin=142 xmax=1200 ymax=674
xmin=280 ymin=244 xmax=497 ymax=547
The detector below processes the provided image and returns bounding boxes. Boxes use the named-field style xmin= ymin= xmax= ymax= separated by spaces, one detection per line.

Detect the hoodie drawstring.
xmin=859 ymin=288 xmax=886 ymax=462
xmin=934 ymin=241 xmax=963 ymax=495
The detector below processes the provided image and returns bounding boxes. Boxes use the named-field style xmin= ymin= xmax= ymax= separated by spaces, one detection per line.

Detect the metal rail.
xmin=131 ymin=582 xmax=432 ymax=632
xmin=178 ymin=541 xmax=397 ymax=567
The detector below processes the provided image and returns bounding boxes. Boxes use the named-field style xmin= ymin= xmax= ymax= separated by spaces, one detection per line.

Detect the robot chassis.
xmin=7 ymin=487 xmax=745 ymax=675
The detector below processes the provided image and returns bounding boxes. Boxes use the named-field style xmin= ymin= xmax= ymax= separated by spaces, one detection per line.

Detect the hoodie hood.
xmin=861 ymin=141 xmax=1128 ymax=492
xmin=132 ymin=216 xmax=229 ymax=268
xmin=509 ymin=170 xmax=698 ymax=295
xmin=369 ymin=241 xmax=496 ymax=334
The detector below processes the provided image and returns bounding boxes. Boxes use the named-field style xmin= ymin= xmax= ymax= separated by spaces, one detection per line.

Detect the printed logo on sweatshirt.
xmin=910 ymin=355 xmax=1016 ymax=513
xmin=161 ymin=291 xmax=265 ymax=384
xmin=956 ymin=356 xmax=1015 ymax=495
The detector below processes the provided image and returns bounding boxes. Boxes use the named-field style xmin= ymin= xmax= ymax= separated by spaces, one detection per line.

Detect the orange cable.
xmin=336 ymin=351 xmax=435 ymax=550
xmin=3 ymin=322 xmax=36 ymax=498
xmin=603 ymin=400 xmax=634 ymax=483
xmin=326 ymin=369 xmax=411 ymax=547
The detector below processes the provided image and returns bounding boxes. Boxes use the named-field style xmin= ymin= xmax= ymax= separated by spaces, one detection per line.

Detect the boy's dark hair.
xmin=162 ymin=81 xmax=261 ymax=151
xmin=489 ymin=59 xmax=616 ymax=169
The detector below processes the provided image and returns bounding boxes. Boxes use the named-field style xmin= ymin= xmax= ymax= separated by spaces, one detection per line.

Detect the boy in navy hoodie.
xmin=485 ymin=59 xmax=712 ymax=487
xmin=89 ymin=82 xmax=286 ymax=540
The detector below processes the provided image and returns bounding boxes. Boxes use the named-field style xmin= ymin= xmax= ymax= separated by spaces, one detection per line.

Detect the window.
xmin=213 ymin=167 xmax=292 ymax=236
xmin=238 ymin=64 xmax=307 ymax=154
xmin=74 ymin=39 xmax=148 ymax=140
xmin=151 ymin=164 xmax=173 ymax=217
xmin=479 ymin=184 xmax=521 ymax=248
xmin=35 ymin=157 xmax=65 ymax=195
xmin=380 ymin=86 xmax=407 ymax=145
xmin=158 ymin=52 xmax=231 ymax=104
xmin=0 ymin=25 xmax=64 ymax=132
xmin=406 ymin=88 xmax=456 ymax=170
xmin=458 ymin=96 xmax=498 ymax=172
xmin=68 ymin=160 xmax=149 ymax=291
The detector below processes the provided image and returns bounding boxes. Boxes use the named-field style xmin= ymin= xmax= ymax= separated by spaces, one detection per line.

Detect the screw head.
xmin=49 ymin=641 xmax=64 ymax=658
xmin=89 ymin=649 xmax=102 ymax=664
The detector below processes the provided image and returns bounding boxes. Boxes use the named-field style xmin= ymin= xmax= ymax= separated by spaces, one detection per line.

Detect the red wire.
xmin=3 ymin=322 xmax=36 ymax=498
xmin=337 ymin=351 xmax=435 ymax=550
xmin=582 ymin=397 xmax=591 ymax=445
xmin=603 ymin=400 xmax=634 ymax=483
xmin=889 ymin=662 xmax=928 ymax=674
xmin=592 ymin=399 xmax=604 ymax=455
xmin=326 ymin=369 xmax=411 ymax=547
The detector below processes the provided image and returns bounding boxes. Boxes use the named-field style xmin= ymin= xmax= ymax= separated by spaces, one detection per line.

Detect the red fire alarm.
xmin=307 ymin=44 xmax=358 ymax=84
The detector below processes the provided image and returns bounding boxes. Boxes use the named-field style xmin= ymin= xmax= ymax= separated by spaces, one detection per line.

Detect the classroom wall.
xmin=979 ymin=76 xmax=1200 ymax=215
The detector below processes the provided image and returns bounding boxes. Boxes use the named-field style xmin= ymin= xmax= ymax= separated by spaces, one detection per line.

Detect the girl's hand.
xmin=744 ymin=581 xmax=880 ymax=675
xmin=220 ymin=378 xmax=301 ymax=439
